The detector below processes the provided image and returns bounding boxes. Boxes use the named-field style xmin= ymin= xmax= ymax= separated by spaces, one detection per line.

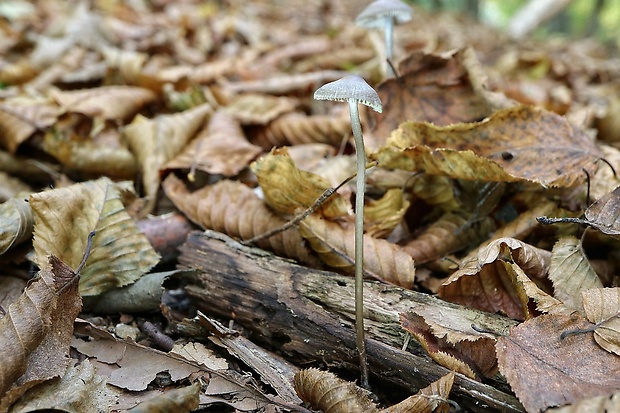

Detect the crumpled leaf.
xmin=126 ymin=382 xmax=200 ymax=413
xmin=30 ymin=177 xmax=160 ymax=296
xmin=364 ymin=188 xmax=409 ymax=238
xmin=545 ymin=392 xmax=620 ymax=413
xmin=0 ymin=196 xmax=33 ymax=255
xmin=251 ymin=148 xmax=350 ymax=219
xmin=547 ymin=236 xmax=602 ymax=314
xmin=8 ymin=360 xmax=117 ymax=413
xmin=0 ymin=97 xmax=61 ymax=153
xmin=440 ymin=237 xmax=552 ymax=320
xmin=124 ymin=104 xmax=212 ymax=214
xmin=298 ymin=214 xmax=415 ymax=288
xmin=294 ymin=368 xmax=378 ymax=413
xmin=50 ymin=86 xmax=157 ymax=120
xmin=581 ymin=287 xmax=620 ymax=356
xmin=496 ymin=313 xmax=620 ymax=413
xmin=582 ymin=185 xmax=620 ymax=238
xmin=0 ymin=256 xmax=82 ymax=410
xmin=164 ymin=111 xmax=262 ymax=177
xmin=381 ymin=371 xmax=455 ymax=413
xmin=224 ymin=93 xmax=297 ymax=125
xmin=373 ymin=106 xmax=602 ymax=187
xmin=162 ymin=174 xmax=319 ymax=266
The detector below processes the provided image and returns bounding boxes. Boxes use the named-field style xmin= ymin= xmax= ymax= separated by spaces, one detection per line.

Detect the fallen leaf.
xmin=545 ymin=392 xmax=620 ymax=413
xmin=0 ymin=256 xmax=82 ymax=410
xmin=373 ymin=106 xmax=602 ymax=187
xmin=251 ymin=148 xmax=350 ymax=219
xmin=581 ymin=287 xmax=620 ymax=356
xmin=224 ymin=93 xmax=297 ymax=125
xmin=0 ymin=197 xmax=32 ymax=255
xmin=582 ymin=185 xmax=620 ymax=238
xmin=0 ymin=97 xmax=61 ymax=153
xmin=380 ymin=371 xmax=455 ymax=413
xmin=496 ymin=313 xmax=620 ymax=413
xmin=299 ymin=214 xmax=415 ymax=288
xmin=30 ymin=177 xmax=160 ymax=295
xmin=364 ymin=188 xmax=410 ymax=238
xmin=126 ymin=382 xmax=200 ymax=413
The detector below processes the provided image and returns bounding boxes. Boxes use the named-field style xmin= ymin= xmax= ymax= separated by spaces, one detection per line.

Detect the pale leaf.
xmin=581 ymin=288 xmax=620 ymax=356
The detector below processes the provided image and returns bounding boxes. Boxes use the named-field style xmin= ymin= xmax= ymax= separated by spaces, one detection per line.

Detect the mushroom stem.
xmin=383 ymin=16 xmax=396 ymax=77
xmin=347 ymin=99 xmax=369 ymax=389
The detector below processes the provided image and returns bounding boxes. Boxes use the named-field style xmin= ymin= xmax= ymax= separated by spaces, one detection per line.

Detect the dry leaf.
xmin=164 ymin=111 xmax=262 ymax=177
xmin=548 ymin=236 xmax=602 ymax=314
xmin=364 ymin=188 xmax=410 ymax=238
xmin=294 ymin=368 xmax=378 ymax=413
xmin=30 ymin=177 xmax=160 ymax=296
xmin=251 ymin=148 xmax=350 ymax=219
xmin=50 ymin=86 xmax=157 ymax=120
xmin=582 ymin=185 xmax=620 ymax=238
xmin=380 ymin=371 xmax=455 ymax=413
xmin=411 ymin=175 xmax=460 ymax=211
xmin=440 ymin=237 xmax=552 ymax=320
xmin=373 ymin=106 xmax=602 ymax=187
xmin=0 ymin=197 xmax=32 ymax=255
xmin=496 ymin=313 xmax=620 ymax=413
xmin=299 ymin=214 xmax=415 ymax=288
xmin=224 ymin=93 xmax=297 ymax=125
xmin=162 ymin=174 xmax=319 ymax=266
xmin=545 ymin=392 xmax=620 ymax=412
xmin=124 ymin=103 xmax=212 ymax=213
xmin=0 ymin=97 xmax=61 ymax=153
xmin=126 ymin=382 xmax=200 ymax=413
xmin=0 ymin=256 xmax=82 ymax=410
xmin=581 ymin=287 xmax=620 ymax=356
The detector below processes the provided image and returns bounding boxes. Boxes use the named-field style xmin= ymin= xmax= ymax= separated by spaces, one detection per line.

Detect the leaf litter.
xmin=1 ymin=0 xmax=620 ymax=411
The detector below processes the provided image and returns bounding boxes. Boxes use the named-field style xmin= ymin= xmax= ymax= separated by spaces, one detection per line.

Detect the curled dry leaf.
xmin=440 ymin=237 xmax=553 ymax=320
xmin=582 ymin=185 xmax=620 ymax=239
xmin=364 ymin=188 xmax=410 ymax=238
xmin=298 ymin=214 xmax=415 ymax=288
xmin=164 ymin=111 xmax=262 ymax=177
xmin=251 ymin=148 xmax=350 ymax=219
xmin=0 ymin=256 xmax=82 ymax=409
xmin=30 ymin=177 xmax=160 ymax=296
xmin=496 ymin=313 xmax=620 ymax=413
xmin=581 ymin=288 xmax=620 ymax=356
xmin=126 ymin=382 xmax=200 ymax=413
xmin=403 ymin=212 xmax=495 ymax=264
xmin=411 ymin=175 xmax=460 ymax=211
xmin=547 ymin=236 xmax=602 ymax=314
xmin=0 ymin=197 xmax=33 ymax=255
xmin=251 ymin=112 xmax=351 ymax=150
xmin=124 ymin=103 xmax=212 ymax=213
xmin=546 ymin=392 xmax=620 ymax=413
xmin=400 ymin=312 xmax=499 ymax=379
xmin=294 ymin=368 xmax=378 ymax=413
xmin=0 ymin=97 xmax=61 ymax=154
xmin=224 ymin=93 xmax=297 ymax=125
xmin=380 ymin=371 xmax=455 ymax=413
xmin=162 ymin=174 xmax=319 ymax=266
xmin=50 ymin=86 xmax=157 ymax=120
xmin=373 ymin=106 xmax=602 ymax=188
xmin=589 ymin=144 xmax=620 ymax=202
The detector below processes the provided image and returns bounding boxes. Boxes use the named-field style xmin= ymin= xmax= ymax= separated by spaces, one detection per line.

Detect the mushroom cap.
xmin=314 ymin=75 xmax=382 ymax=113
xmin=355 ymin=0 xmax=413 ymax=28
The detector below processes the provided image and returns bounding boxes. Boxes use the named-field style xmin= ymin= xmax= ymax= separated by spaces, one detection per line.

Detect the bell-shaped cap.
xmin=314 ymin=75 xmax=382 ymax=113
xmin=355 ymin=0 xmax=413 ymax=28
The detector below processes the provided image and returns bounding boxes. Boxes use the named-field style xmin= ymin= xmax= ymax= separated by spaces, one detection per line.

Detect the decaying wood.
xmin=178 ymin=230 xmax=524 ymax=413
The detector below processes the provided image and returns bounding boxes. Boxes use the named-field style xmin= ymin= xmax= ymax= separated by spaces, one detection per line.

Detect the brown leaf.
xmin=0 ymin=98 xmax=61 ymax=154
xmin=373 ymin=106 xmax=602 ymax=187
xmin=496 ymin=313 xmax=620 ymax=413
xmin=251 ymin=112 xmax=351 ymax=150
xmin=224 ymin=93 xmax=297 ymax=125
xmin=380 ymin=371 xmax=455 ymax=413
xmin=126 ymin=382 xmax=200 ymax=413
xmin=548 ymin=237 xmax=602 ymax=314
xmin=582 ymin=185 xmax=620 ymax=238
xmin=0 ymin=197 xmax=33 ymax=255
xmin=545 ymin=393 xmax=620 ymax=413
xmin=364 ymin=188 xmax=410 ymax=238
xmin=0 ymin=256 xmax=82 ymax=410
xmin=251 ymin=148 xmax=350 ymax=219
xmin=298 ymin=214 xmax=415 ymax=288
xmin=581 ymin=287 xmax=620 ymax=356
xmin=440 ymin=238 xmax=552 ymax=320
xmin=50 ymin=86 xmax=157 ymax=120
xmin=294 ymin=368 xmax=378 ymax=413
xmin=164 ymin=111 xmax=262 ymax=177
xmin=162 ymin=174 xmax=319 ymax=266
xmin=124 ymin=104 xmax=212 ymax=213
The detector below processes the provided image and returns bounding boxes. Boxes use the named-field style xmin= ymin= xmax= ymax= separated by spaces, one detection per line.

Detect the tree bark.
xmin=178 ymin=230 xmax=524 ymax=413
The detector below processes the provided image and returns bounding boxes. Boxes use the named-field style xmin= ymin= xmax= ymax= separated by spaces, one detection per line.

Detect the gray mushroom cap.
xmin=314 ymin=75 xmax=383 ymax=113
xmin=355 ymin=0 xmax=413 ymax=28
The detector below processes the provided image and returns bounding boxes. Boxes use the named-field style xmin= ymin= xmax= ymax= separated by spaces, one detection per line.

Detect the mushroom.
xmin=356 ymin=0 xmax=413 ymax=78
xmin=314 ymin=75 xmax=382 ymax=389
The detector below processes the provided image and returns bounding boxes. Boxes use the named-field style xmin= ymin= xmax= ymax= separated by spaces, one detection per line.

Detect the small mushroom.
xmin=314 ymin=75 xmax=382 ymax=389
xmin=356 ymin=0 xmax=413 ymax=77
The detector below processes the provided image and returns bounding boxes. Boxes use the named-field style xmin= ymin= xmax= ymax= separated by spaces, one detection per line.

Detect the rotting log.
xmin=178 ymin=230 xmax=524 ymax=413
